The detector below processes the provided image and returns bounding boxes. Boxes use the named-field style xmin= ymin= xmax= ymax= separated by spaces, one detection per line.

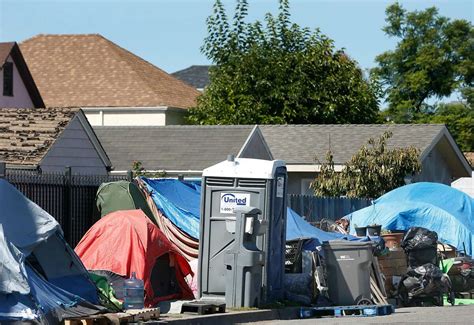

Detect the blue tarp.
xmin=141 ymin=177 xmax=201 ymax=239
xmin=0 ymin=264 xmax=94 ymax=323
xmin=346 ymin=182 xmax=474 ymax=256
xmin=286 ymin=207 xmax=372 ymax=250
xmin=142 ymin=178 xmax=364 ymax=247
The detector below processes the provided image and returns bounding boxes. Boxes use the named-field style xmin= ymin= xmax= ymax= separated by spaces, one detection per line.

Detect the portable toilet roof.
xmin=203 ymin=157 xmax=285 ymax=179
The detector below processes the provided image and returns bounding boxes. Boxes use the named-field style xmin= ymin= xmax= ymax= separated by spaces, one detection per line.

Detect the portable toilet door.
xmin=198 ymin=156 xmax=287 ymax=304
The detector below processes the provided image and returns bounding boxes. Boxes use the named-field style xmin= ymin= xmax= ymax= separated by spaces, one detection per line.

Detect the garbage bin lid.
xmin=322 ymin=240 xmax=374 ymax=249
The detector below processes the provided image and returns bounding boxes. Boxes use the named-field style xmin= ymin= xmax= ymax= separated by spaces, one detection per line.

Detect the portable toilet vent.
xmin=198 ymin=156 xmax=287 ymax=304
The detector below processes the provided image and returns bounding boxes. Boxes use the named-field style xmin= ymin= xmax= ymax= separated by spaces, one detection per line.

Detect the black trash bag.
xmin=407 ymin=264 xmax=444 ymax=295
xmin=399 ymin=263 xmax=453 ymax=306
xmin=407 ymin=247 xmax=438 ymax=268
xmin=401 ymin=227 xmax=438 ymax=252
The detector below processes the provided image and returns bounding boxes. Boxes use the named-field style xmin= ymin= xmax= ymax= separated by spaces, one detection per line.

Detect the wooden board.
xmin=63 ymin=307 xmax=160 ymax=325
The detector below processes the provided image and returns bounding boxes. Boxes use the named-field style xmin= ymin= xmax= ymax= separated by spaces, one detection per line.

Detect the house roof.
xmin=0 ymin=42 xmax=15 ymax=66
xmin=259 ymin=124 xmax=446 ymax=164
xmin=0 ymin=42 xmax=44 ymax=108
xmin=464 ymin=152 xmax=474 ymax=168
xmin=20 ymin=34 xmax=200 ymax=108
xmin=172 ymin=65 xmax=211 ymax=90
xmin=94 ymin=125 xmax=255 ymax=171
xmin=0 ymin=107 xmax=80 ymax=166
xmin=259 ymin=124 xmax=472 ymax=177
xmin=94 ymin=123 xmax=470 ymax=177
xmin=0 ymin=107 xmax=111 ymax=168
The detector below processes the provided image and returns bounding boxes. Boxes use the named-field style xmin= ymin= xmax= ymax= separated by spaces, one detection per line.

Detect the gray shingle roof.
xmin=172 ymin=65 xmax=211 ymax=90
xmin=259 ymin=124 xmax=446 ymax=164
xmin=94 ymin=125 xmax=254 ymax=171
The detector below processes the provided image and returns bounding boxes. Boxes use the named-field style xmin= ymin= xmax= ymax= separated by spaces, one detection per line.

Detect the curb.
xmin=158 ymin=307 xmax=300 ymax=324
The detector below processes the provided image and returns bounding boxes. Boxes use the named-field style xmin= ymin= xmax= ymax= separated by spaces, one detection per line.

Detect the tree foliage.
xmin=312 ymin=131 xmax=421 ymax=198
xmin=372 ymin=2 xmax=473 ymax=121
xmin=415 ymin=89 xmax=474 ymax=151
xmin=187 ymin=0 xmax=379 ymax=125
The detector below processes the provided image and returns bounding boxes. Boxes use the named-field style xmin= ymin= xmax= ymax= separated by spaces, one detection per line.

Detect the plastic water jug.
xmin=123 ymin=272 xmax=144 ymax=309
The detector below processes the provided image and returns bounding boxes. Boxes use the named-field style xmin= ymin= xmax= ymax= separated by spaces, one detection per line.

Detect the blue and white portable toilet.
xmin=198 ymin=156 xmax=287 ymax=304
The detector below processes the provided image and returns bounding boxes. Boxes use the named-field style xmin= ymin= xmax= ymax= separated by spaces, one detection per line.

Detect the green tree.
xmin=187 ymin=0 xmax=379 ymax=125
xmin=312 ymin=131 xmax=421 ymax=198
xmin=372 ymin=2 xmax=473 ymax=122
xmin=415 ymin=90 xmax=474 ymax=151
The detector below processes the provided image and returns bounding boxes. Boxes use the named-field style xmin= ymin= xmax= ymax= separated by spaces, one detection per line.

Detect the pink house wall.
xmin=0 ymin=55 xmax=34 ymax=108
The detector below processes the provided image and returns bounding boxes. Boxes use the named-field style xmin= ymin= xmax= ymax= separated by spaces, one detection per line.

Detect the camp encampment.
xmin=137 ymin=178 xmax=367 ymax=252
xmin=75 ymin=209 xmax=194 ymax=307
xmin=347 ymin=182 xmax=474 ymax=256
xmin=0 ymin=179 xmax=102 ymax=324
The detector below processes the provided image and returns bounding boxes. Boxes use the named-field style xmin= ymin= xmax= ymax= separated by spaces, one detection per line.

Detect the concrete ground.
xmin=250 ymin=305 xmax=474 ymax=325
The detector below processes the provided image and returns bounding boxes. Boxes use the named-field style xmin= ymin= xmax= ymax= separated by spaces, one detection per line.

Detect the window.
xmin=300 ymin=178 xmax=314 ymax=195
xmin=3 ymin=62 xmax=13 ymax=96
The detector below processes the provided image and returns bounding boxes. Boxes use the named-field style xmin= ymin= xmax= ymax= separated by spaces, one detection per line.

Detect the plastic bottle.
xmin=123 ymin=272 xmax=144 ymax=309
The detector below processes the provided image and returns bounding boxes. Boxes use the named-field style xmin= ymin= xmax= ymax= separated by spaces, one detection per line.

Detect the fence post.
xmin=64 ymin=166 xmax=72 ymax=244
xmin=0 ymin=162 xmax=5 ymax=178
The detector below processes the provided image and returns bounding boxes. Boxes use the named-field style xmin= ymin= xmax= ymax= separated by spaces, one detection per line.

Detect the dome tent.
xmin=0 ymin=179 xmax=101 ymax=323
xmin=75 ymin=209 xmax=194 ymax=307
xmin=96 ymin=180 xmax=155 ymax=221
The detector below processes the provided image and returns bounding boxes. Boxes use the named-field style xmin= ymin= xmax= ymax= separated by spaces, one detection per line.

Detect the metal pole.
xmin=64 ymin=166 xmax=72 ymax=244
xmin=0 ymin=162 xmax=5 ymax=178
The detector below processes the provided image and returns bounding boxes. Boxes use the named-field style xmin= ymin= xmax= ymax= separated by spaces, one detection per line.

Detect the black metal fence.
xmin=3 ymin=166 xmax=373 ymax=246
xmin=3 ymin=168 xmax=129 ymax=247
xmin=287 ymin=194 xmax=372 ymax=222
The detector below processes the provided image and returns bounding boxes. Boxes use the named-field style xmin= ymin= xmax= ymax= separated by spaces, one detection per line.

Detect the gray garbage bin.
xmin=322 ymin=241 xmax=373 ymax=306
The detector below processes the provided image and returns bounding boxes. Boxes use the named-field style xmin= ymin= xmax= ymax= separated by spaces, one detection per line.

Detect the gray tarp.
xmin=0 ymin=179 xmax=60 ymax=254
xmin=0 ymin=224 xmax=29 ymax=294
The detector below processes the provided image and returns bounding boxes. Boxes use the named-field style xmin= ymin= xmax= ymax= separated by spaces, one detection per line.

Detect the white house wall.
xmin=40 ymin=116 xmax=108 ymax=174
xmin=84 ymin=110 xmax=167 ymax=126
xmin=83 ymin=108 xmax=188 ymax=126
xmin=0 ymin=56 xmax=34 ymax=108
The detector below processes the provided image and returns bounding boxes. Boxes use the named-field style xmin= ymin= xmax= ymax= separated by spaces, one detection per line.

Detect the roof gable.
xmin=20 ymin=34 xmax=200 ymax=108
xmin=0 ymin=42 xmax=44 ymax=108
xmin=0 ymin=42 xmax=15 ymax=66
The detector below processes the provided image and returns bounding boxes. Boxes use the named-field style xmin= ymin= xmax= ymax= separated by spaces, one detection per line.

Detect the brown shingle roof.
xmin=0 ymin=107 xmax=79 ymax=165
xmin=0 ymin=42 xmax=15 ymax=66
xmin=20 ymin=34 xmax=200 ymax=108
xmin=464 ymin=152 xmax=474 ymax=168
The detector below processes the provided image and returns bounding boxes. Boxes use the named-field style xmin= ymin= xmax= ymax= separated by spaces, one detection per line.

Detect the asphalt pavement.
xmin=247 ymin=305 xmax=474 ymax=325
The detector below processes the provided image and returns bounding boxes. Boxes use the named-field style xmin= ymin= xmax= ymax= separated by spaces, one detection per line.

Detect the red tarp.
xmin=75 ymin=209 xmax=194 ymax=306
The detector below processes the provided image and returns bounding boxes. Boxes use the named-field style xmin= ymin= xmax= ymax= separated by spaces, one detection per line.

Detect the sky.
xmin=0 ymin=0 xmax=472 ymax=75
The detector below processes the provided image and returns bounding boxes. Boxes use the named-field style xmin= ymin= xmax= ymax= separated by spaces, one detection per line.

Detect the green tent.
xmin=96 ymin=181 xmax=156 ymax=223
